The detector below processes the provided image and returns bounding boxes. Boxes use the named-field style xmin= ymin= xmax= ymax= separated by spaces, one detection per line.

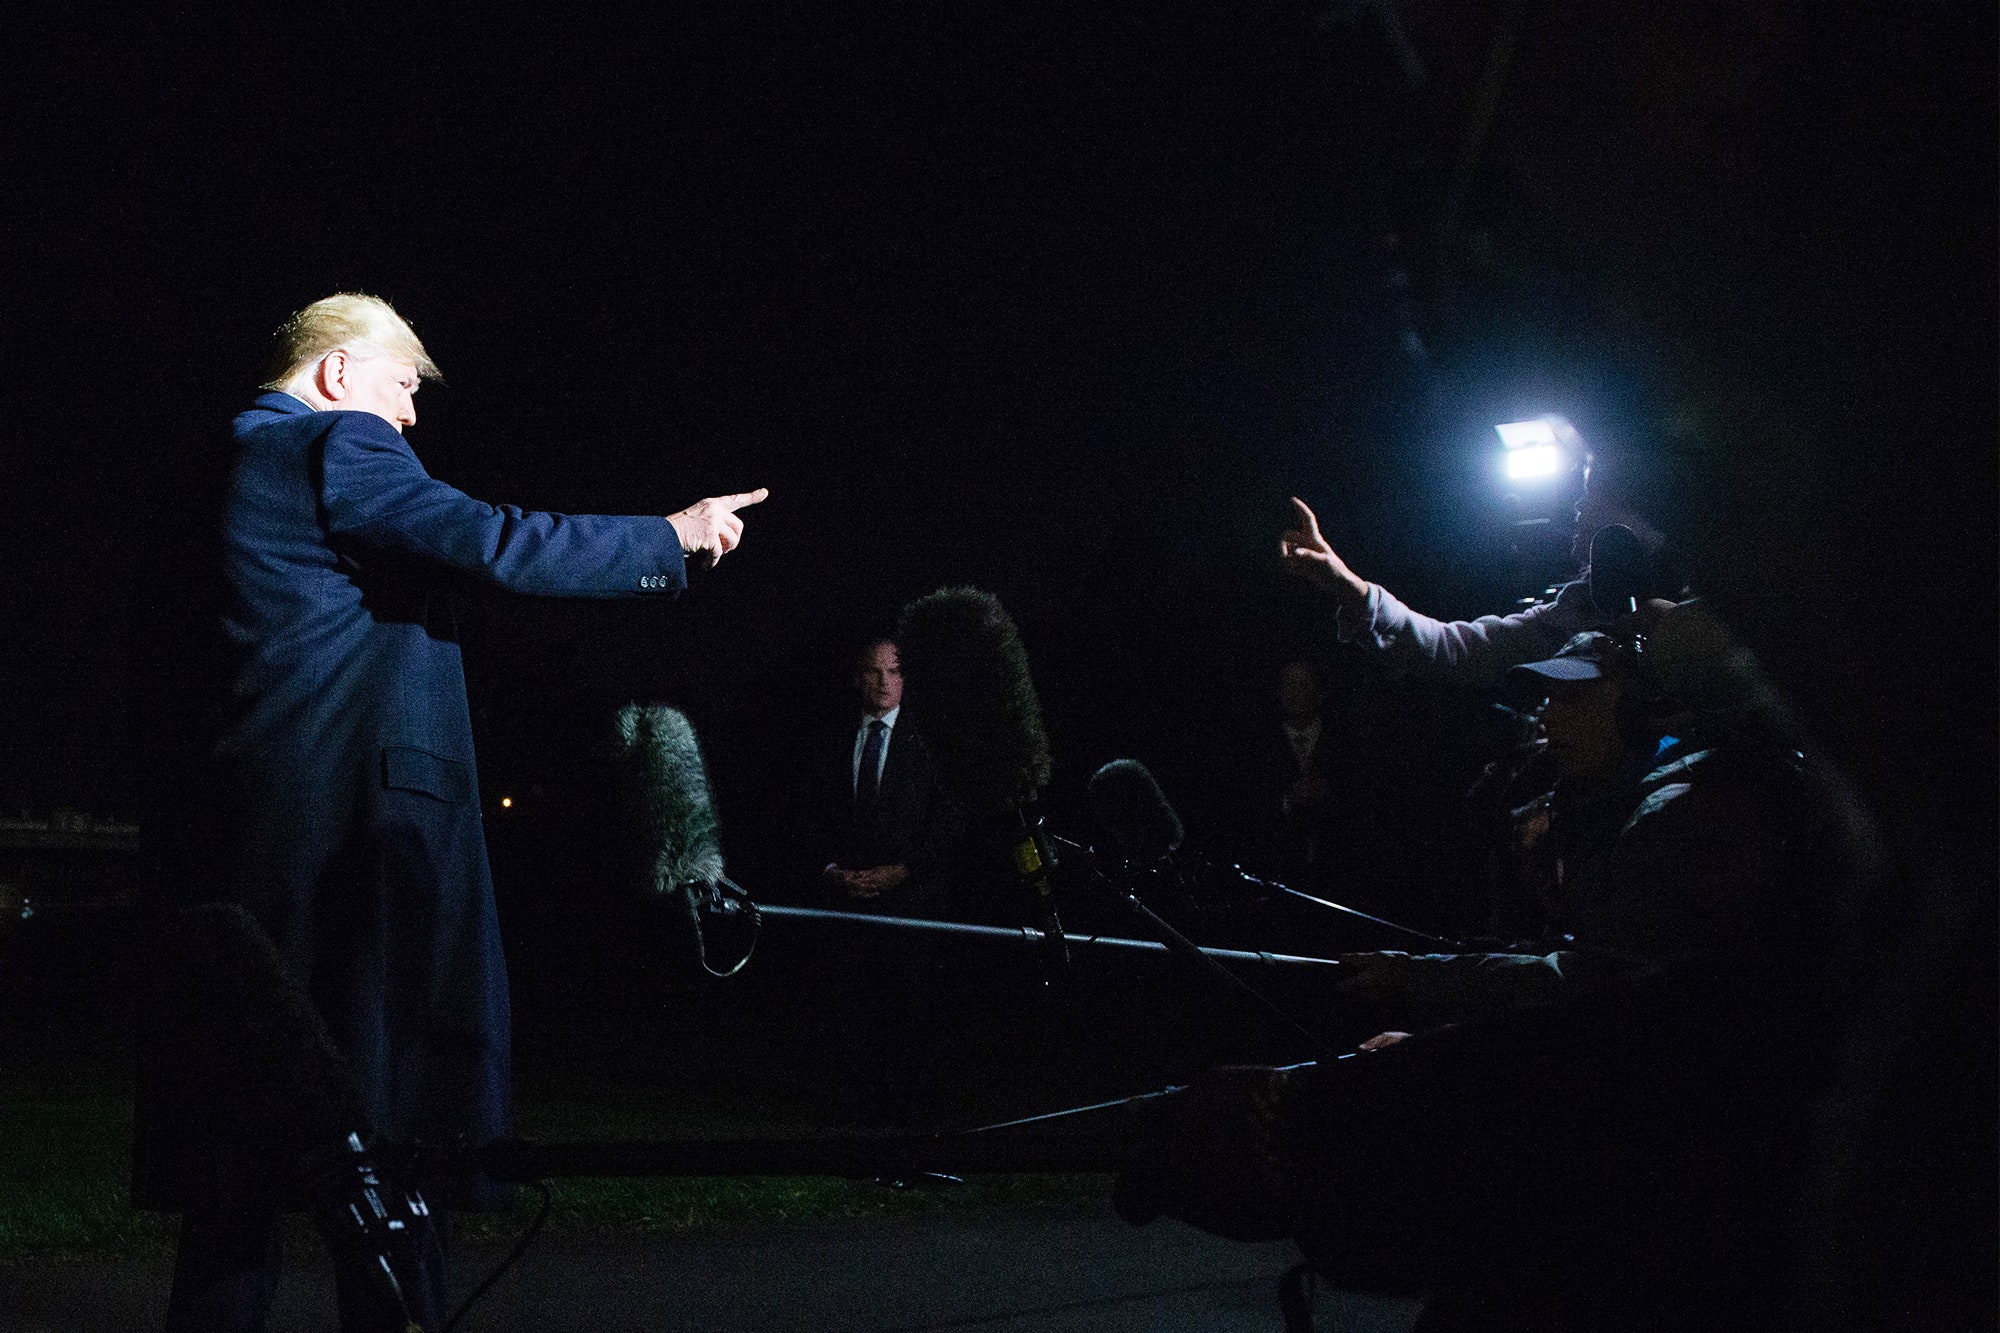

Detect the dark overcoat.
xmin=136 ymin=392 xmax=686 ymax=1209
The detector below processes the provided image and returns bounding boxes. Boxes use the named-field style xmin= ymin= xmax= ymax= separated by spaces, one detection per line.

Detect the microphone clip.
xmin=1009 ymin=812 xmax=1071 ymax=968
xmin=675 ymin=876 xmax=762 ymax=978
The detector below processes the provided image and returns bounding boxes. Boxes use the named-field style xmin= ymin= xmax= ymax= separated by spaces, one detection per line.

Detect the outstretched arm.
xmin=1281 ymin=495 xmax=1596 ymax=685
xmin=319 ymin=413 xmax=765 ymax=597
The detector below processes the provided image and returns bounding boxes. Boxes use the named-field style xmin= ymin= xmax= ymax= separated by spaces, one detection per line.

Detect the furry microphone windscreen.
xmin=613 ymin=703 xmax=726 ymax=893
xmin=896 ymin=586 xmax=1053 ymax=812
xmin=1088 ymin=759 xmax=1186 ymax=864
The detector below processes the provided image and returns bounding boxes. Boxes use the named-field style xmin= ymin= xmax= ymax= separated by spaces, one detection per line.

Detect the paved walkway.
xmin=1 ymin=1202 xmax=1422 ymax=1332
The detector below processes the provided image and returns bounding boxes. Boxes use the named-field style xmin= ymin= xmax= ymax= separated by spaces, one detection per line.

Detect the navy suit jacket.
xmin=137 ymin=393 xmax=686 ymax=1209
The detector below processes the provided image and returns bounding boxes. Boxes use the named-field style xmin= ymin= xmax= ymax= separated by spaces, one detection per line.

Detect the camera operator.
xmin=1338 ymin=624 xmax=1819 ymax=1018
xmin=1118 ymin=617 xmax=1859 ymax=1328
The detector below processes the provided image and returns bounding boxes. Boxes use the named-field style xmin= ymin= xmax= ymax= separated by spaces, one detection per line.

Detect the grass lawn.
xmin=0 ymin=1094 xmax=176 ymax=1257
xmin=0 ymin=901 xmax=1238 ymax=1262
xmin=0 ymin=1086 xmax=1110 ymax=1261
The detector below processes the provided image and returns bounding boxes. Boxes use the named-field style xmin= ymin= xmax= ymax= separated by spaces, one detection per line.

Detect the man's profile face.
xmin=339 ymin=352 xmax=421 ymax=433
xmin=854 ymin=641 xmax=902 ymax=716
xmin=1538 ymin=677 xmax=1628 ymax=782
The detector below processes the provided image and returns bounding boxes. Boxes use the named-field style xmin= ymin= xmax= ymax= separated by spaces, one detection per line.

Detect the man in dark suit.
xmin=811 ymin=637 xmax=965 ymax=1128
xmin=820 ymin=637 xmax=962 ymax=919
xmin=140 ymin=293 xmax=766 ymax=1332
xmin=1225 ymin=659 xmax=1357 ymax=888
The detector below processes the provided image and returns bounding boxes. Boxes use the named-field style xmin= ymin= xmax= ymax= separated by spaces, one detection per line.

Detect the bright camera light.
xmin=1495 ymin=418 xmax=1561 ymax=451
xmin=1496 ymin=415 xmax=1580 ymax=485
xmin=1505 ymin=443 xmax=1565 ymax=479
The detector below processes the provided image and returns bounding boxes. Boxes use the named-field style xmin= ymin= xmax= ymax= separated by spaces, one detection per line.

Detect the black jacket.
xmin=816 ymin=716 xmax=964 ymax=918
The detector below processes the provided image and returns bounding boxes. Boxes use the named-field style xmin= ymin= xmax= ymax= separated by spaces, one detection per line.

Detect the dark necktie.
xmin=856 ymin=719 xmax=887 ymax=811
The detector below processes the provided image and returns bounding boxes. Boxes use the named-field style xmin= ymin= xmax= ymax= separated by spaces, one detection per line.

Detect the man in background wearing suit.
xmin=821 ymin=638 xmax=962 ymax=918
xmin=815 ymin=636 xmax=965 ymax=1128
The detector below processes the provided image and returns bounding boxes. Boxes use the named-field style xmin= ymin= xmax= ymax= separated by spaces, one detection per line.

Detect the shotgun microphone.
xmin=151 ymin=902 xmax=369 ymax=1147
xmin=896 ymin=587 xmax=1065 ymax=962
xmin=613 ymin=703 xmax=724 ymax=893
xmin=894 ymin=587 xmax=1052 ymax=812
xmin=1087 ymin=759 xmax=1186 ymax=867
xmin=612 ymin=703 xmax=760 ymax=976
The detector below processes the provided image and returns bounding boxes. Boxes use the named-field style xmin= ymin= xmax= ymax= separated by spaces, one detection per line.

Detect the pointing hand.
xmin=1279 ymin=497 xmax=1368 ymax=609
xmin=668 ymin=487 xmax=769 ymax=567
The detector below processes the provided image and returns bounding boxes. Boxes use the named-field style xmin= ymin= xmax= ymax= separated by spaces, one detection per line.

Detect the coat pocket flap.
xmin=382 ymin=746 xmax=473 ymax=803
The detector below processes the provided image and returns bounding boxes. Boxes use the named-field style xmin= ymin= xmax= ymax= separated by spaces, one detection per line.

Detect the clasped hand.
xmin=825 ymin=863 xmax=910 ymax=900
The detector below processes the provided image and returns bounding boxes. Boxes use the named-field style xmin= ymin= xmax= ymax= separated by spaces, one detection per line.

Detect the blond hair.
xmin=260 ymin=293 xmax=442 ymax=390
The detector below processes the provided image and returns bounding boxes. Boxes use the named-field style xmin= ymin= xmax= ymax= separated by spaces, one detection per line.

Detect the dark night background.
xmin=2 ymin=0 xmax=1994 ymax=1315
xmin=3 ymin=2 xmax=1989 ymax=868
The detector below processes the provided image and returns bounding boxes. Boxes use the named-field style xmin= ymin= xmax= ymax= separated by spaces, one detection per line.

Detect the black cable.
xmin=441 ymin=1178 xmax=553 ymax=1332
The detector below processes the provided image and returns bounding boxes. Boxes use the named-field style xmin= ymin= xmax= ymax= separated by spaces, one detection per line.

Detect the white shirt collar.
xmin=863 ymin=705 xmax=900 ymax=729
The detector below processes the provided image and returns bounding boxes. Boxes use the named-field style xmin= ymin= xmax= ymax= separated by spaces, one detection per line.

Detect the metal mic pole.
xmin=1244 ymin=876 xmax=1466 ymax=951
xmin=1047 ymin=830 xmax=1465 ymax=951
xmin=1111 ymin=886 xmax=1341 ymax=1062
xmin=1009 ymin=808 xmax=1070 ymax=971
xmin=471 ymin=1132 xmax=1128 ymax=1182
xmin=947 ymin=1061 xmax=1325 ymax=1140
xmin=756 ymin=905 xmax=1345 ymax=976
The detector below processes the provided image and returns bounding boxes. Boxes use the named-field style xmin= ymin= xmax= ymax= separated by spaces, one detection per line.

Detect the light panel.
xmin=1504 ymin=442 xmax=1565 ymax=479
xmin=1495 ymin=418 xmax=1561 ymax=450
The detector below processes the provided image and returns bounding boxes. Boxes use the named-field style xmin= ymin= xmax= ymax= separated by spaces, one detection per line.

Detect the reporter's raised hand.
xmin=667 ymin=487 xmax=769 ymax=567
xmin=1279 ymin=497 xmax=1369 ymax=611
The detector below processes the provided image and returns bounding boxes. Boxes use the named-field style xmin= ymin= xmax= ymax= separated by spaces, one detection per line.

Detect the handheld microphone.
xmin=612 ymin=703 xmax=760 ymax=976
xmin=1587 ymin=523 xmax=1647 ymax=617
xmin=896 ymin=587 xmax=1064 ymax=961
